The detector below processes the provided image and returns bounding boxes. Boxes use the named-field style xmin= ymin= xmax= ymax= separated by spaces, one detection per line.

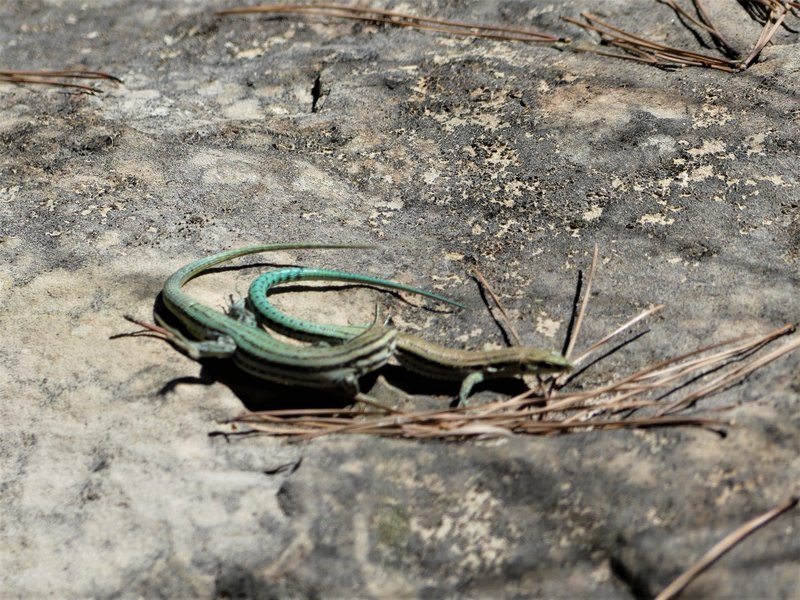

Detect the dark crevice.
xmin=263 ymin=458 xmax=303 ymax=476
xmin=310 ymin=73 xmax=322 ymax=113
xmin=609 ymin=555 xmax=653 ymax=600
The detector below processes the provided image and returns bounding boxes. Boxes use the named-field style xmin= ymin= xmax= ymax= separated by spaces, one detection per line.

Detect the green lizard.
xmin=126 ymin=243 xmax=459 ymax=397
xmin=246 ymin=267 xmax=572 ymax=404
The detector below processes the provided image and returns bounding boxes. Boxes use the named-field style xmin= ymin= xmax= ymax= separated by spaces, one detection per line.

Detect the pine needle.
xmin=564 ymin=244 xmax=599 ymax=360
xmin=0 ymin=68 xmax=121 ymax=93
xmin=563 ymin=1 xmax=797 ymax=72
xmin=218 ymin=244 xmax=799 ymax=441
xmin=218 ymin=3 xmax=568 ymax=44
xmin=655 ymin=497 xmax=799 ymax=600
xmin=469 ymin=266 xmax=522 ymax=346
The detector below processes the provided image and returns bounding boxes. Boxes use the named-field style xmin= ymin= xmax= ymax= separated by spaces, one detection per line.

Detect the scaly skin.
xmin=131 ymin=243 xmax=400 ymax=396
xmin=247 ymin=267 xmax=572 ymax=403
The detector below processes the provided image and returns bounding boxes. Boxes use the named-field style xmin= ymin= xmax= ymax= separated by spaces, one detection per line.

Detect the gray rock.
xmin=1 ymin=0 xmax=798 ymax=597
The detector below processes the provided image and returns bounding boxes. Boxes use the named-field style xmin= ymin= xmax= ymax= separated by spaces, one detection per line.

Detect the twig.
xmin=565 ymin=2 xmax=798 ymax=72
xmin=738 ymin=0 xmax=800 ymax=25
xmin=206 ymin=240 xmax=798 ymax=441
xmin=232 ymin=407 xmax=381 ymax=418
xmin=562 ymin=325 xmax=790 ymax=406
xmin=657 ymin=327 xmax=800 ymax=414
xmin=740 ymin=6 xmax=788 ymax=68
xmin=123 ymin=314 xmax=172 ymax=337
xmin=0 ymin=69 xmax=122 ymax=81
xmin=231 ymin=412 xmax=727 ymax=439
xmin=469 ymin=266 xmax=522 ymax=345
xmin=564 ymin=244 xmax=598 ymax=360
xmin=563 ymin=13 xmax=737 ymax=71
xmin=655 ymin=497 xmax=799 ymax=600
xmin=572 ymin=304 xmax=666 ymax=365
xmin=218 ymin=3 xmax=568 ymax=44
xmin=0 ymin=68 xmax=121 ymax=93
xmin=657 ymin=0 xmax=739 ymax=57
xmin=227 ymin=317 xmax=797 ymax=440
xmin=691 ymin=0 xmax=738 ymax=55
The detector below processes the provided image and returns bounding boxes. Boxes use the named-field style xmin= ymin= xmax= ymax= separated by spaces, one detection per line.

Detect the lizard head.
xmin=519 ymin=348 xmax=572 ymax=375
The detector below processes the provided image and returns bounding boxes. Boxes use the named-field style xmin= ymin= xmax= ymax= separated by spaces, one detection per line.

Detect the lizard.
xmin=246 ymin=266 xmax=572 ymax=404
xmin=124 ymin=243 xmax=458 ymax=397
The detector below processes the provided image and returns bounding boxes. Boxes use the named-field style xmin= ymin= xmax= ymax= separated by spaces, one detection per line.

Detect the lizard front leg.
xmin=457 ymin=370 xmax=486 ymax=406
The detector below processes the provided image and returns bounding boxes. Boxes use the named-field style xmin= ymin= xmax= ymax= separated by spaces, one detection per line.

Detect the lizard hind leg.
xmin=228 ymin=297 xmax=259 ymax=328
xmin=125 ymin=314 xmax=203 ymax=360
xmin=336 ymin=373 xmax=364 ymax=398
xmin=151 ymin=313 xmax=237 ymax=360
xmin=339 ymin=374 xmax=397 ymax=414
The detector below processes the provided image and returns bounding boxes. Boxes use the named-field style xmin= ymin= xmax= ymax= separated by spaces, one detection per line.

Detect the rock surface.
xmin=1 ymin=1 xmax=798 ymax=597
